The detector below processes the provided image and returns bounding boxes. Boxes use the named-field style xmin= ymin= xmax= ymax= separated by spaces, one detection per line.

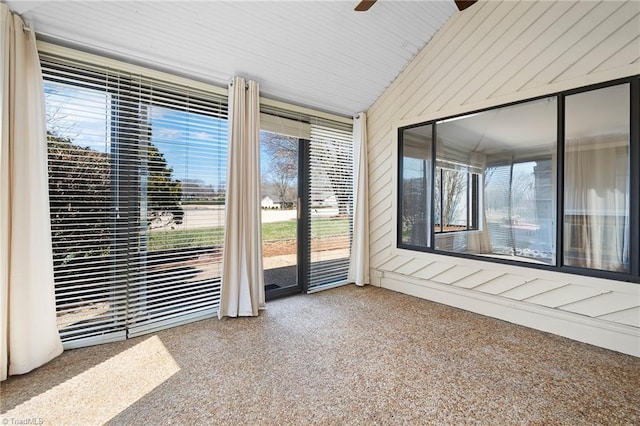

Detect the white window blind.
xmin=260 ymin=112 xmax=311 ymax=140
xmin=41 ymin=53 xmax=228 ymax=346
xmin=307 ymin=119 xmax=354 ymax=291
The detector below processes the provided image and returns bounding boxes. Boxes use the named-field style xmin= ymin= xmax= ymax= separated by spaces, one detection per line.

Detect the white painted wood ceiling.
xmin=8 ymin=0 xmax=458 ymax=117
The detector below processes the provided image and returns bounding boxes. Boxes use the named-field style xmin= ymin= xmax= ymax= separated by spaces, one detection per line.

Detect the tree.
xmin=435 ymin=168 xmax=467 ymax=229
xmin=261 ymin=132 xmax=298 ymax=207
xmin=44 ymin=83 xmax=80 ymax=140
xmin=311 ymin=138 xmax=353 ymax=217
xmin=47 ymin=132 xmax=184 ymax=268
xmin=327 ymin=154 xmax=352 ymax=217
xmin=260 ymin=131 xmax=354 ymax=215
xmin=146 ymin=143 xmax=184 ymax=229
xmin=402 ymin=177 xmax=429 ymax=245
xmin=181 ymin=178 xmax=217 ymax=201
xmin=48 ymin=134 xmax=112 ymax=268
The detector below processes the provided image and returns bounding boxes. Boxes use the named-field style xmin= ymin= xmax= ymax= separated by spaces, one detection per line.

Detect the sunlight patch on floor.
xmin=2 ymin=336 xmax=180 ymax=425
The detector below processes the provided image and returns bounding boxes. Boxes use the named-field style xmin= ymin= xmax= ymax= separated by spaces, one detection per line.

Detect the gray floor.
xmin=2 ymin=285 xmax=639 ymax=425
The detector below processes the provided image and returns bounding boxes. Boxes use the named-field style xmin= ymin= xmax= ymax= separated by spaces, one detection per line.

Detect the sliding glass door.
xmin=42 ymin=54 xmax=227 ymax=346
xmin=127 ymin=102 xmax=227 ymax=337
xmin=260 ymin=130 xmax=302 ymax=299
xmin=41 ymin=50 xmax=354 ymax=350
xmin=260 ymin=114 xmax=354 ymax=297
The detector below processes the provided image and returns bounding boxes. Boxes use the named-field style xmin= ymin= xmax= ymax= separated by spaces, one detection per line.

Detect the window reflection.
xmin=434 ymin=97 xmax=557 ymax=264
xmin=564 ymin=84 xmax=630 ymax=272
xmin=400 ymin=124 xmax=432 ymax=248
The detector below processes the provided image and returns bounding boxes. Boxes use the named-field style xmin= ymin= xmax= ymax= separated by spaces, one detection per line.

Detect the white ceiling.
xmin=8 ymin=0 xmax=459 ymax=117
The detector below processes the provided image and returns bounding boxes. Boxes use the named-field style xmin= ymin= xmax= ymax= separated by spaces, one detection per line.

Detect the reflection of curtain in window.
xmin=564 ymin=137 xmax=629 ymax=271
xmin=468 ymin=152 xmax=491 ymax=253
xmin=538 ymin=156 xmax=556 ymax=257
xmin=403 ymin=132 xmax=431 ymax=247
xmin=484 ymin=162 xmax=513 ymax=254
xmin=408 ymin=157 xmax=431 ymax=246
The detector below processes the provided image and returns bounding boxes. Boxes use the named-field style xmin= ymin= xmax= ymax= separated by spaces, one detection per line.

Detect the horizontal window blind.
xmin=41 ymin=53 xmax=228 ymax=346
xmin=308 ymin=118 xmax=354 ymax=291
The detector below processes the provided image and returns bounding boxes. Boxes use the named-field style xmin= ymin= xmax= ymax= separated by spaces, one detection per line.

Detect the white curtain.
xmin=1 ymin=5 xmax=63 ymax=381
xmin=564 ymin=137 xmax=629 ymax=271
xmin=465 ymin=152 xmax=491 ymax=254
xmin=218 ymin=77 xmax=265 ymax=318
xmin=347 ymin=112 xmax=369 ymax=286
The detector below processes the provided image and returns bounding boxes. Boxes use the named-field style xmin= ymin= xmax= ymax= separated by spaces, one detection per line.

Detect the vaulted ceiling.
xmin=8 ymin=0 xmax=461 ymax=117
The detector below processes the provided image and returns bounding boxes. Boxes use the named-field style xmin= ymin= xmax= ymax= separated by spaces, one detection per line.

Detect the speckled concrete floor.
xmin=2 ymin=285 xmax=639 ymax=425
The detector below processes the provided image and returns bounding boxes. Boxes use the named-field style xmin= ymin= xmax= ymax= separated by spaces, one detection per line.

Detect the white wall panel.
xmin=466 ymin=1 xmax=574 ymax=104
xmin=599 ymin=307 xmax=640 ymax=328
xmin=428 ymin=0 xmax=523 ymax=112
xmin=451 ymin=270 xmax=506 ymax=290
xmin=430 ymin=265 xmax=480 ymax=285
xmin=367 ymin=0 xmax=640 ymax=356
xmin=500 ymin=279 xmax=568 ymax=301
xmin=560 ymin=292 xmax=640 ymax=319
xmin=523 ymin=2 xmax=624 ymax=89
xmin=522 ymin=1 xmax=632 ymax=90
xmin=491 ymin=1 xmax=601 ymax=98
xmin=525 ymin=286 xmax=608 ymax=308
xmin=555 ymin=7 xmax=640 ymax=82
xmin=593 ymin=37 xmax=640 ymax=73
xmin=412 ymin=262 xmax=455 ymax=281
xmin=394 ymin=258 xmax=433 ymax=276
xmin=378 ymin=255 xmax=412 ymax=272
xmin=473 ymin=274 xmax=529 ymax=296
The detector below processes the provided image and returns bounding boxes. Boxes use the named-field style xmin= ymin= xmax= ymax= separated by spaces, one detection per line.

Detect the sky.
xmin=45 ymin=81 xmax=291 ymax=193
xmin=45 ymin=81 xmax=228 ymax=188
xmin=149 ymin=105 xmax=228 ymax=188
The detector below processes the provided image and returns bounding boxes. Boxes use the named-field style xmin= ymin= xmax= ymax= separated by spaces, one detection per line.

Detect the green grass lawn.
xmin=262 ymin=220 xmax=297 ymax=241
xmin=148 ymin=227 xmax=224 ymax=252
xmin=148 ymin=218 xmax=350 ymax=251
xmin=310 ymin=218 xmax=350 ymax=238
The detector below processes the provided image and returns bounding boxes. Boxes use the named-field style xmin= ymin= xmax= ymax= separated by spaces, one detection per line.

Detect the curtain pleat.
xmin=1 ymin=5 xmax=63 ymax=380
xmin=218 ymin=77 xmax=264 ymax=318
xmin=347 ymin=112 xmax=369 ymax=286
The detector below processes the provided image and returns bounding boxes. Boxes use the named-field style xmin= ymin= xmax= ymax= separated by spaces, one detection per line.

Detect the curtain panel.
xmin=467 ymin=153 xmax=491 ymax=254
xmin=1 ymin=5 xmax=63 ymax=380
xmin=347 ymin=112 xmax=369 ymax=286
xmin=218 ymin=77 xmax=265 ymax=318
xmin=564 ymin=137 xmax=630 ymax=271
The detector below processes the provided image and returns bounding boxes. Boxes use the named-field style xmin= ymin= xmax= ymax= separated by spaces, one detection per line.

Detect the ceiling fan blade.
xmin=355 ymin=0 xmax=377 ymax=12
xmin=454 ymin=0 xmax=477 ymax=11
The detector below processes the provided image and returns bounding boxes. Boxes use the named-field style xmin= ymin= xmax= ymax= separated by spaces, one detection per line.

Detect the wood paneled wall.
xmin=366 ymin=0 xmax=640 ymax=356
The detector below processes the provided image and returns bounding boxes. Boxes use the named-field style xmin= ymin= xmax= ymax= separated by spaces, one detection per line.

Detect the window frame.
xmin=397 ymin=122 xmax=434 ymax=252
xmin=397 ymin=76 xmax=640 ymax=284
xmin=433 ymin=165 xmax=480 ymax=235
